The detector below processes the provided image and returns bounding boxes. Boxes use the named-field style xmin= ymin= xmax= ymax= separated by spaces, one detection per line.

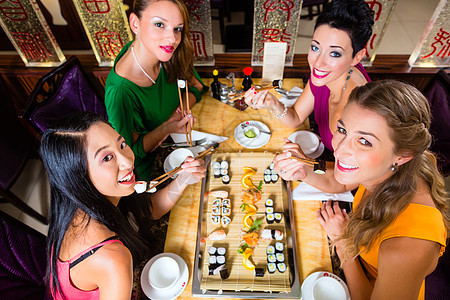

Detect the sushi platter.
xmin=192 ymin=152 xmax=300 ymax=298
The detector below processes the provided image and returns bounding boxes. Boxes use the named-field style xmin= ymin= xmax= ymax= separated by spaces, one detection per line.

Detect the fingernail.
xmin=254 ymin=91 xmax=257 ymax=94
xmin=343 ymin=209 xmax=346 ymax=213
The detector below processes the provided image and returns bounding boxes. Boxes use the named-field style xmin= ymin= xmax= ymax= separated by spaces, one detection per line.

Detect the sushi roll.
xmin=212 ymin=198 xmax=221 ymax=207
xmin=217 ymin=247 xmax=226 ymax=255
xmin=220 ymin=168 xmax=228 ymax=176
xmin=265 ymin=207 xmax=274 ymax=214
xmin=269 ymin=162 xmax=274 ymax=169
xmin=264 ymin=169 xmax=271 ymax=175
xmin=209 ymin=255 xmax=217 ymax=265
xmin=208 ymin=246 xmax=217 ymax=255
xmin=212 ymin=161 xmax=221 ymax=170
xmin=274 ymin=212 xmax=282 ymax=223
xmin=264 ymin=174 xmax=271 ymax=184
xmin=271 ymin=174 xmax=279 ymax=183
xmin=211 ymin=264 xmax=225 ymax=275
xmin=221 ymin=206 xmax=231 ymax=216
xmin=220 ymin=267 xmax=230 ymax=279
xmin=261 ymin=229 xmax=283 ymax=240
xmin=255 ymin=268 xmax=265 ymax=277
xmin=222 ymin=199 xmax=231 ymax=207
xmin=220 ymin=160 xmax=229 ymax=170
xmin=267 ymin=245 xmax=275 ymax=255
xmin=265 ymin=198 xmax=274 ymax=207
xmin=274 ymin=230 xmax=284 ymax=241
xmin=267 ymin=254 xmax=276 ymax=263
xmin=276 ymin=253 xmax=284 ymax=263
xmin=222 ymin=174 xmax=230 ymax=185
xmin=217 ymin=255 xmax=226 ymax=265
xmin=211 ymin=215 xmax=221 ymax=225
xmin=277 ymin=262 xmax=286 ymax=273
xmin=268 ymin=263 xmax=276 ymax=274
xmin=212 ymin=206 xmax=221 ymax=216
xmin=221 ymin=216 xmax=231 ymax=228
xmin=275 ymin=242 xmax=284 ymax=253
xmin=271 ymin=169 xmax=277 ymax=176
xmin=266 ymin=213 xmax=275 ymax=224
xmin=213 ymin=168 xmax=221 ymax=178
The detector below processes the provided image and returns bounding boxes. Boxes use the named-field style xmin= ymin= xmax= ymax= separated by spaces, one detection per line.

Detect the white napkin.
xmin=293 ymin=181 xmax=354 ymax=202
xmin=279 ymin=86 xmax=303 ymax=107
xmin=170 ymin=130 xmax=228 ymax=145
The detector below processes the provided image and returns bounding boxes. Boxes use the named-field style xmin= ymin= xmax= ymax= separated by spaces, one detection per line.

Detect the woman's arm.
xmin=149 ymin=157 xmax=206 ymax=219
xmin=371 ymin=237 xmax=440 ymax=299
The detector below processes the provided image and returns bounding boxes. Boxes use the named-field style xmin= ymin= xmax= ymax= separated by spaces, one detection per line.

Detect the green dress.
xmin=105 ymin=41 xmax=207 ymax=180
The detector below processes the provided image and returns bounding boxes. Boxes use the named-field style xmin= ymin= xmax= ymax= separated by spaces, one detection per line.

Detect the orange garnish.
xmin=243 ymin=232 xmax=259 ymax=246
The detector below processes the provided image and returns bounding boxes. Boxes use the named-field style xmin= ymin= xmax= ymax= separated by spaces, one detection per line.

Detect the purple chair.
xmin=423 ymin=70 xmax=450 ymax=177
xmin=425 ymin=238 xmax=450 ymax=300
xmin=0 ymin=210 xmax=50 ymax=299
xmin=0 ymin=77 xmax=47 ymax=225
xmin=21 ymin=56 xmax=107 ymax=136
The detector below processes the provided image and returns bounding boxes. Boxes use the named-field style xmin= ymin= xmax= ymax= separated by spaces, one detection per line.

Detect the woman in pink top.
xmin=244 ymin=0 xmax=373 ymax=152
xmin=41 ymin=112 xmax=206 ymax=299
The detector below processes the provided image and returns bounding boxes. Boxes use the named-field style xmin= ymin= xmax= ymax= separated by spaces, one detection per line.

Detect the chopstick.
xmin=144 ymin=144 xmax=218 ymax=192
xmin=185 ymin=80 xmax=192 ymax=146
xmin=270 ymin=151 xmax=327 ymax=174
xmin=177 ymin=79 xmax=191 ymax=146
xmin=229 ymin=86 xmax=278 ymax=102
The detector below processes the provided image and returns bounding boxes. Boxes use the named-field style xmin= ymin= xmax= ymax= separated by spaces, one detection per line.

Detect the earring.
xmin=391 ymin=162 xmax=398 ymax=172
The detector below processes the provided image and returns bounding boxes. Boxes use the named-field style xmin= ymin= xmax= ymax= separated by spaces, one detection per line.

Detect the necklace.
xmin=131 ymin=45 xmax=156 ymax=84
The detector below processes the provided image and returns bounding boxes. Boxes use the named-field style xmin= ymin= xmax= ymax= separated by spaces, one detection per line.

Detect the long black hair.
xmin=41 ymin=112 xmax=152 ymax=299
xmin=315 ymin=0 xmax=375 ymax=57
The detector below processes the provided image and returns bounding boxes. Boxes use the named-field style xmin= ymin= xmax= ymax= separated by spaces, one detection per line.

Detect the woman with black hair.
xmin=244 ymin=0 xmax=374 ymax=152
xmin=41 ymin=112 xmax=205 ymax=299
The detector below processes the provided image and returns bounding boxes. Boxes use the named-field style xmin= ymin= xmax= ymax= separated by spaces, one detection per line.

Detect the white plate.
xmin=234 ymin=121 xmax=271 ymax=149
xmin=141 ymin=253 xmax=189 ymax=300
xmin=163 ymin=147 xmax=204 ymax=178
xmin=288 ymin=131 xmax=325 ymax=159
xmin=301 ymin=271 xmax=350 ymax=300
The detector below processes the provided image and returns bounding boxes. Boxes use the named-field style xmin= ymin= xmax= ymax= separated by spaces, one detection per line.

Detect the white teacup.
xmin=312 ymin=276 xmax=346 ymax=300
xmin=168 ymin=148 xmax=194 ymax=169
xmin=149 ymin=256 xmax=180 ymax=291
xmin=296 ymin=131 xmax=320 ymax=155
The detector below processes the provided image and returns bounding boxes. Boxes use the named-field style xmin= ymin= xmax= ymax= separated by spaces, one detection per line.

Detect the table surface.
xmin=163 ymin=78 xmax=333 ymax=299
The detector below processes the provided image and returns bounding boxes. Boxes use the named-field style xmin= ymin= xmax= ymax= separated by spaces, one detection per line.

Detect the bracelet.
xmin=271 ymin=103 xmax=288 ymax=119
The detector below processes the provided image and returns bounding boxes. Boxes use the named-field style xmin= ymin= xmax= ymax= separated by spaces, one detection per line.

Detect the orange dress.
xmin=354 ymin=185 xmax=447 ymax=300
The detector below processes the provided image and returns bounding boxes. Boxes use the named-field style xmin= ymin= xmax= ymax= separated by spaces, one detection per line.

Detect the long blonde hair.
xmin=133 ymin=0 xmax=195 ymax=84
xmin=340 ymin=80 xmax=449 ymax=259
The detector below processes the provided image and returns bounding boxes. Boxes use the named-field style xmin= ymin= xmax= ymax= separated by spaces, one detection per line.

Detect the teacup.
xmin=243 ymin=126 xmax=260 ymax=139
xmin=312 ymin=276 xmax=346 ymax=300
xmin=168 ymin=148 xmax=194 ymax=169
xmin=296 ymin=131 xmax=320 ymax=155
xmin=149 ymin=256 xmax=180 ymax=291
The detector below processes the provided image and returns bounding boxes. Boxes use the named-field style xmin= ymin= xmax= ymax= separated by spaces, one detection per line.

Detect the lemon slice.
xmin=243 ymin=212 xmax=255 ymax=228
xmin=241 ymin=173 xmax=256 ymax=189
xmin=242 ymin=256 xmax=256 ymax=270
xmin=245 ymin=203 xmax=257 ymax=214
xmin=243 ymin=166 xmax=256 ymax=174
xmin=243 ymin=248 xmax=253 ymax=259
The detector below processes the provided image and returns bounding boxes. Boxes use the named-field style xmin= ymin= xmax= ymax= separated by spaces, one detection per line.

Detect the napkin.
xmin=292 ymin=181 xmax=354 ymax=202
xmin=170 ymin=130 xmax=228 ymax=145
xmin=279 ymin=86 xmax=303 ymax=107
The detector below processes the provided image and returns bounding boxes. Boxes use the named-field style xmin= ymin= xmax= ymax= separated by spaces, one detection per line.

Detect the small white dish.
xmin=234 ymin=121 xmax=271 ymax=149
xmin=141 ymin=253 xmax=189 ymax=300
xmin=288 ymin=131 xmax=324 ymax=159
xmin=164 ymin=147 xmax=203 ymax=178
xmin=167 ymin=148 xmax=194 ymax=169
xmin=301 ymin=271 xmax=350 ymax=300
xmin=149 ymin=256 xmax=180 ymax=291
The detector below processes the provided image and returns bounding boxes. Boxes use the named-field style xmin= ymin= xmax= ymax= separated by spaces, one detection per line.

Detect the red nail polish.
xmin=254 ymin=91 xmax=257 ymax=94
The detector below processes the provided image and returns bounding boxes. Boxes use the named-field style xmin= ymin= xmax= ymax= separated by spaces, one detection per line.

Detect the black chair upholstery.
xmin=21 ymin=56 xmax=107 ymax=136
xmin=0 ymin=77 xmax=46 ymax=224
xmin=425 ymin=238 xmax=450 ymax=300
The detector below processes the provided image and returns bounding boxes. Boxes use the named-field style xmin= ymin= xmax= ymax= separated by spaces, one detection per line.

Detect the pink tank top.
xmin=311 ymin=63 xmax=371 ymax=151
xmin=52 ymin=236 xmax=123 ymax=300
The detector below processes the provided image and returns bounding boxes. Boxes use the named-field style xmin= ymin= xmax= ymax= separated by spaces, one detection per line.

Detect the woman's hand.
xmin=317 ymin=200 xmax=349 ymax=242
xmin=273 ymin=138 xmax=308 ymax=181
xmin=176 ymin=157 xmax=206 ymax=185
xmin=243 ymin=87 xmax=279 ymax=110
xmin=164 ymin=109 xmax=195 ymax=135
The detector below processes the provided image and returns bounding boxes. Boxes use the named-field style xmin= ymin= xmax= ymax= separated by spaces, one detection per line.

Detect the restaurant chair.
xmin=21 ymin=56 xmax=107 ymax=136
xmin=0 ymin=210 xmax=50 ymax=299
xmin=301 ymin=0 xmax=328 ymax=20
xmin=210 ymin=0 xmax=227 ymax=44
xmin=425 ymin=238 xmax=450 ymax=300
xmin=0 ymin=77 xmax=47 ymax=225
xmin=423 ymin=69 xmax=450 ymax=177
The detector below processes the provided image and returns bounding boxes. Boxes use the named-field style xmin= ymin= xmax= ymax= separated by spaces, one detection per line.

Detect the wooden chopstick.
xmin=145 ymin=144 xmax=216 ymax=192
xmin=185 ymin=81 xmax=192 ymax=146
xmin=229 ymin=86 xmax=278 ymax=101
xmin=177 ymin=80 xmax=190 ymax=145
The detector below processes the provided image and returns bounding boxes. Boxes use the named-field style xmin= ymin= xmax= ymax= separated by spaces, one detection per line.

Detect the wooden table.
xmin=163 ymin=78 xmax=333 ymax=299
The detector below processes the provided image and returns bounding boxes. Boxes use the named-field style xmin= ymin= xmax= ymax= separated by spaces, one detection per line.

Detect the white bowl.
xmin=313 ymin=276 xmax=347 ymax=300
xmin=148 ymin=256 xmax=180 ymax=291
xmin=167 ymin=148 xmax=194 ymax=169
xmin=289 ymin=131 xmax=320 ymax=155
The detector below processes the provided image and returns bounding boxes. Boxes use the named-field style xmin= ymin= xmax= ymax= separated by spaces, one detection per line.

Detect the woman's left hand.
xmin=176 ymin=157 xmax=206 ymax=185
xmin=317 ymin=200 xmax=349 ymax=242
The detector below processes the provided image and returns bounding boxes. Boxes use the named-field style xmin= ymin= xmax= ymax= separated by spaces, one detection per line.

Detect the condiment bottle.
xmin=242 ymin=67 xmax=253 ymax=91
xmin=211 ymin=69 xmax=221 ymax=100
